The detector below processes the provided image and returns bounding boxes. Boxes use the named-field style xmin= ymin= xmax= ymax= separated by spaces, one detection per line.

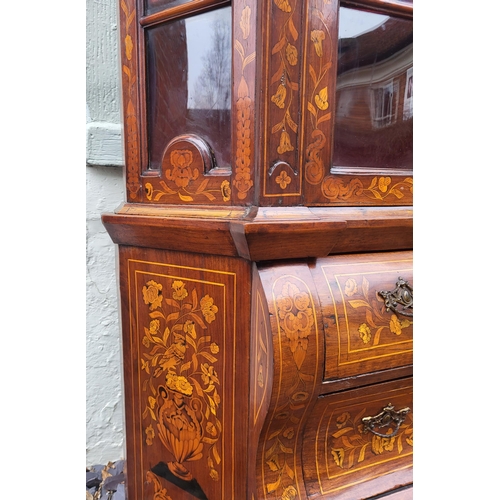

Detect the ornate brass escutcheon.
xmin=362 ymin=403 xmax=411 ymax=438
xmin=378 ymin=277 xmax=413 ymax=318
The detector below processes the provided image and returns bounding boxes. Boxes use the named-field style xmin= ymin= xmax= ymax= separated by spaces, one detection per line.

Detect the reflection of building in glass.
xmin=334 ymin=10 xmax=413 ymax=169
xmin=146 ymin=7 xmax=232 ymax=170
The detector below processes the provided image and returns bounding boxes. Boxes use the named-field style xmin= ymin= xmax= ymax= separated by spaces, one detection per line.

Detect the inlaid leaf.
xmin=178 ymin=193 xmax=194 ymax=202
xmin=285 ymin=112 xmax=298 ymax=133
xmin=199 ymin=351 xmax=218 ymax=363
xmin=180 ymin=361 xmax=191 ymax=373
xmin=272 ymin=121 xmax=285 ymax=134
xmin=201 ymin=191 xmax=216 ymax=201
xmin=195 ymin=179 xmax=210 ymax=194
xmin=235 ymin=39 xmax=245 ymax=61
xmin=272 ymin=37 xmax=287 ymax=55
xmin=149 ymin=311 xmax=165 ymax=319
xmin=348 ymin=449 xmax=355 ymax=469
xmin=288 ymin=18 xmax=298 ymax=41
xmin=354 ymin=408 xmax=366 ymax=423
xmin=159 ymin=181 xmax=176 ymax=194
xmin=243 ymin=52 xmax=256 ymax=70
xmin=185 ymin=334 xmax=197 ymax=351
xmin=166 ymin=312 xmax=179 ymax=323
xmin=391 ymin=188 xmax=404 ymax=199
xmin=279 ymin=443 xmax=294 ymax=454
xmin=285 ymin=460 xmax=295 ymax=480
xmin=163 ymin=298 xmax=180 ymax=309
xmin=373 ymin=327 xmax=384 ymax=345
xmin=348 ymin=300 xmax=370 ymax=309
xmin=358 ymin=443 xmax=369 ymax=463
xmin=266 ymin=479 xmax=281 ymax=494
xmin=332 ymin=428 xmax=353 ymax=440
xmin=213 ymin=446 xmax=221 ymax=465
xmin=271 ymin=62 xmax=285 ymax=84
xmin=309 ymin=65 xmax=317 ymax=85
xmin=189 ymin=312 xmax=207 ymax=329
xmin=308 ymin=101 xmax=317 ymax=116
xmin=317 ymin=112 xmax=332 ymax=125
xmin=365 ymin=310 xmax=376 ymax=328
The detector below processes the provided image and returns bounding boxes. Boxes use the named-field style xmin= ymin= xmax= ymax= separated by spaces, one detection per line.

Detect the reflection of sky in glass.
xmin=186 ymin=8 xmax=231 ymax=108
xmin=339 ymin=7 xmax=389 ymax=38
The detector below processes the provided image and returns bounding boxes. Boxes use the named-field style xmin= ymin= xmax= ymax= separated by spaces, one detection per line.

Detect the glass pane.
xmin=145 ymin=6 xmax=232 ymax=169
xmin=333 ymin=8 xmax=413 ymax=169
xmin=145 ymin=0 xmax=194 ymax=16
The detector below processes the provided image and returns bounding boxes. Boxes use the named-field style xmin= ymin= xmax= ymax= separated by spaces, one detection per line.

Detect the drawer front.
xmin=302 ymin=378 xmax=413 ymax=499
xmin=312 ymin=251 xmax=413 ymax=379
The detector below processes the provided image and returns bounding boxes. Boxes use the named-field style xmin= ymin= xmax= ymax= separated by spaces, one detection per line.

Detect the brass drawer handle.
xmin=378 ymin=277 xmax=413 ymax=318
xmin=362 ymin=403 xmax=411 ymax=438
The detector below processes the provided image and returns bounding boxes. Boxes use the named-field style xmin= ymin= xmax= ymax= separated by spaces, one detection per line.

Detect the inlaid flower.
xmin=141 ymin=359 xmax=150 ymax=374
xmin=201 ymin=363 xmax=220 ymax=386
xmin=282 ymin=486 xmax=298 ymax=500
xmin=165 ymin=373 xmax=193 ymax=397
xmin=166 ymin=149 xmax=198 ymax=188
xmin=200 ymin=295 xmax=218 ymax=323
xmin=358 ymin=323 xmax=371 ymax=344
xmin=274 ymin=0 xmax=292 ymax=13
xmin=206 ymin=422 xmax=217 ymax=437
xmin=336 ymin=412 xmax=351 ymax=429
xmin=210 ymin=342 xmax=219 ymax=354
xmin=344 ymin=278 xmax=358 ymax=297
xmin=311 ymin=30 xmax=325 ymax=57
xmin=145 ymin=425 xmax=155 ymax=445
xmin=271 ymin=83 xmax=287 ymax=109
xmin=315 ymin=87 xmax=329 ymax=110
xmin=145 ymin=182 xmax=153 ymax=201
xmin=240 ymin=6 xmax=251 ymax=39
xmin=277 ymin=130 xmax=294 ymax=154
xmin=172 ymin=280 xmax=188 ymax=301
xmin=390 ymin=314 xmax=403 ymax=335
xmin=125 ymin=34 xmax=133 ymax=61
xmin=209 ymin=468 xmax=219 ymax=481
xmin=149 ymin=319 xmax=161 ymax=335
xmin=143 ymin=280 xmax=163 ymax=311
xmin=283 ymin=427 xmax=294 ymax=439
xmin=286 ymin=43 xmax=298 ymax=65
xmin=378 ymin=176 xmax=392 ymax=193
xmin=142 ymin=336 xmax=150 ymax=348
xmin=148 ymin=396 xmax=156 ymax=410
xmin=221 ymin=180 xmax=231 ymax=202
xmin=276 ymin=170 xmax=291 ymax=189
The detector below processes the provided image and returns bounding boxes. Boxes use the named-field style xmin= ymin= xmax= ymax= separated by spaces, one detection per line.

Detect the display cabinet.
xmin=102 ymin=0 xmax=413 ymax=498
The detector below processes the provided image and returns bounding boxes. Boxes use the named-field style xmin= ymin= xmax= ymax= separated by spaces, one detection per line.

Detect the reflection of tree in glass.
xmin=193 ymin=19 xmax=231 ymax=110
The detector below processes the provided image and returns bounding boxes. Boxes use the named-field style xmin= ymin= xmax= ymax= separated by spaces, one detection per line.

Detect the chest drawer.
xmin=302 ymin=377 xmax=413 ymax=499
xmin=311 ymin=251 xmax=413 ymax=380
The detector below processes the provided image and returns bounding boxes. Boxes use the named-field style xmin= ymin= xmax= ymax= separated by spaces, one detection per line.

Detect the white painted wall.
xmin=86 ymin=0 xmax=126 ymax=466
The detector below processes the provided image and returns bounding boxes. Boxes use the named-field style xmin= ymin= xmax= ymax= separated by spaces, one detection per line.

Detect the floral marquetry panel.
xmin=255 ymin=262 xmax=325 ymax=500
xmin=118 ymin=247 xmax=252 ymax=500
xmin=302 ymin=378 xmax=413 ymax=500
xmin=311 ymin=251 xmax=413 ymax=380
